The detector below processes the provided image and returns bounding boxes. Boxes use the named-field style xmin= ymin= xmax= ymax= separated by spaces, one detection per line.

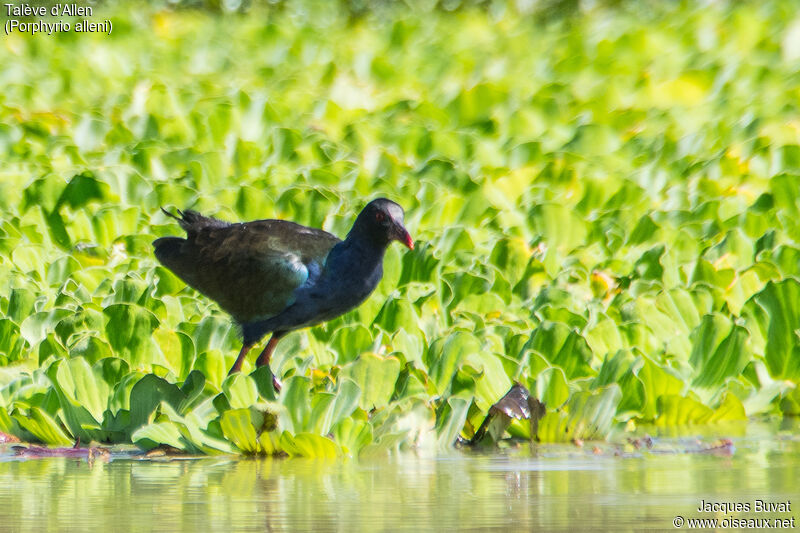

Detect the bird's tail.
xmin=160 ymin=207 xmax=184 ymax=222
xmin=159 ymin=207 xmax=230 ymax=234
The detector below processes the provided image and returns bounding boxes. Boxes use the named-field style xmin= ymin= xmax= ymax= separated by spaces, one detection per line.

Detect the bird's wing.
xmin=156 ymin=215 xmax=340 ymax=322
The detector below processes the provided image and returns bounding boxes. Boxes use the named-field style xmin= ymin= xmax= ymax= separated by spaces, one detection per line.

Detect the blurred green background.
xmin=1 ymin=0 xmax=800 ymax=454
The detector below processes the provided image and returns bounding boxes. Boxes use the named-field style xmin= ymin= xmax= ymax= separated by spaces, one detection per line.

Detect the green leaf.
xmin=154 ymin=328 xmax=195 ymax=379
xmin=633 ymin=245 xmax=664 ymax=281
xmin=373 ymin=296 xmax=421 ymax=338
xmin=615 ymin=365 xmax=646 ymax=418
xmin=533 ymin=367 xmax=570 ymax=409
xmin=103 ymin=304 xmax=159 ymax=367
xmin=279 ymin=431 xmax=340 ymax=458
xmin=223 ymin=374 xmax=259 ymax=409
xmin=22 ymin=175 xmax=63 ymax=213
xmin=535 ymin=385 xmax=621 ymax=442
xmin=14 ymin=407 xmax=73 ymax=446
xmin=743 ymin=279 xmax=800 ymax=380
xmin=7 ymin=288 xmax=38 ymax=325
xmin=0 ymin=408 xmax=17 ymax=434
xmin=780 ymin=386 xmax=800 ymax=415
xmin=45 ymin=358 xmax=111 ymax=442
xmin=340 ymin=353 xmax=401 ymax=410
xmin=46 ymin=256 xmax=81 ymax=286
xmin=655 ymin=393 xmax=746 ymax=425
xmin=523 ymin=322 xmax=595 ymax=380
xmin=20 ymin=309 xmax=73 ymax=347
xmin=311 ymin=378 xmax=361 ymax=435
xmin=249 ymin=365 xmax=279 ymax=402
xmin=332 ymin=417 xmax=373 ymax=454
xmin=179 ymin=370 xmax=206 ymax=413
xmin=0 ymin=319 xmax=24 ymax=363
xmin=584 ymin=317 xmax=624 ymax=360
xmin=530 ymin=203 xmax=587 ymax=253
xmin=131 ymin=421 xmax=185 ymax=451
xmin=635 ymin=356 xmax=684 ymax=421
xmin=489 ymin=238 xmax=531 ymax=286
xmin=171 ymin=407 xmax=234 ymax=455
xmin=426 ymin=331 xmax=480 ymax=395
xmin=194 ymin=349 xmax=227 ymax=388
xmin=329 ymin=324 xmax=374 ymax=365
xmin=689 ymin=314 xmax=751 ymax=390
xmin=435 ymin=395 xmax=471 ymax=448
xmin=220 ymin=408 xmax=261 ymax=454
xmin=58 ymin=173 xmax=109 ymax=209
xmin=128 ymin=374 xmax=185 ymax=435
xmin=466 ymin=351 xmax=514 ymax=412
xmin=280 ymin=376 xmax=312 ymax=433
xmin=398 ymin=241 xmax=440 ymax=285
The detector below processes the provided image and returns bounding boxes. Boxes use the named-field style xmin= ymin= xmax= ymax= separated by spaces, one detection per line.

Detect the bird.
xmin=152 ymin=198 xmax=413 ymax=390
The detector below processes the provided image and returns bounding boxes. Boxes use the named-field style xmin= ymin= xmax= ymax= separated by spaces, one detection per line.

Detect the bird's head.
xmin=352 ymin=198 xmax=414 ymax=250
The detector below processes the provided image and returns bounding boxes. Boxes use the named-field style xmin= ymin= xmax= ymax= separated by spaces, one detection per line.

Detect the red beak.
xmin=401 ymin=229 xmax=414 ymax=250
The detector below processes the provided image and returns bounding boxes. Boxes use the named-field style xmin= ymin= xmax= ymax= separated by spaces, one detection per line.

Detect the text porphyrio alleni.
xmin=153 ymin=198 xmax=413 ymax=389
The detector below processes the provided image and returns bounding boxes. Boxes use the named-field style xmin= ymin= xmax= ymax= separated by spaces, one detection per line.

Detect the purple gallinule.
xmin=153 ymin=198 xmax=413 ymax=390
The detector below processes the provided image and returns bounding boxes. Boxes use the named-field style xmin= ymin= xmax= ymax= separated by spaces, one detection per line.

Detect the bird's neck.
xmin=327 ymin=235 xmax=387 ymax=289
xmin=340 ymin=233 xmax=387 ymax=267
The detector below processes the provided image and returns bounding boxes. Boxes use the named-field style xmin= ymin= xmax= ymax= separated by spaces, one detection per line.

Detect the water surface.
xmin=0 ymin=422 xmax=797 ymax=532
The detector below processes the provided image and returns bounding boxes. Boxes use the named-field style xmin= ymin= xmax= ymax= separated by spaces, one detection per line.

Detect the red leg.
xmin=255 ymin=334 xmax=283 ymax=392
xmin=255 ymin=334 xmax=281 ymax=368
xmin=228 ymin=343 xmax=253 ymax=376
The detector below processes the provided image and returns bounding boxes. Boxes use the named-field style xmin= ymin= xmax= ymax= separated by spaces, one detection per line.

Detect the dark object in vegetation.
xmin=627 ymin=435 xmax=654 ymax=450
xmin=693 ymin=438 xmax=735 ymax=456
xmin=154 ymin=198 xmax=413 ymax=390
xmin=13 ymin=445 xmax=111 ymax=464
xmin=144 ymin=445 xmax=187 ymax=458
xmin=468 ymin=383 xmax=546 ymax=446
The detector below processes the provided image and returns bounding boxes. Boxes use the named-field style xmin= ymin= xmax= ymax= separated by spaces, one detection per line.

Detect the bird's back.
xmin=154 ymin=210 xmax=341 ymax=323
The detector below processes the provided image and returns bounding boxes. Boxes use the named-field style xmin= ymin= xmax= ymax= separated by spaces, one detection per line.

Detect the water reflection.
xmin=0 ymin=426 xmax=797 ymax=532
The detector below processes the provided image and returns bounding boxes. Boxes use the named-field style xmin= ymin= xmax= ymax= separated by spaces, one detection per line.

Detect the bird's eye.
xmin=375 ymin=212 xmax=385 ymax=222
